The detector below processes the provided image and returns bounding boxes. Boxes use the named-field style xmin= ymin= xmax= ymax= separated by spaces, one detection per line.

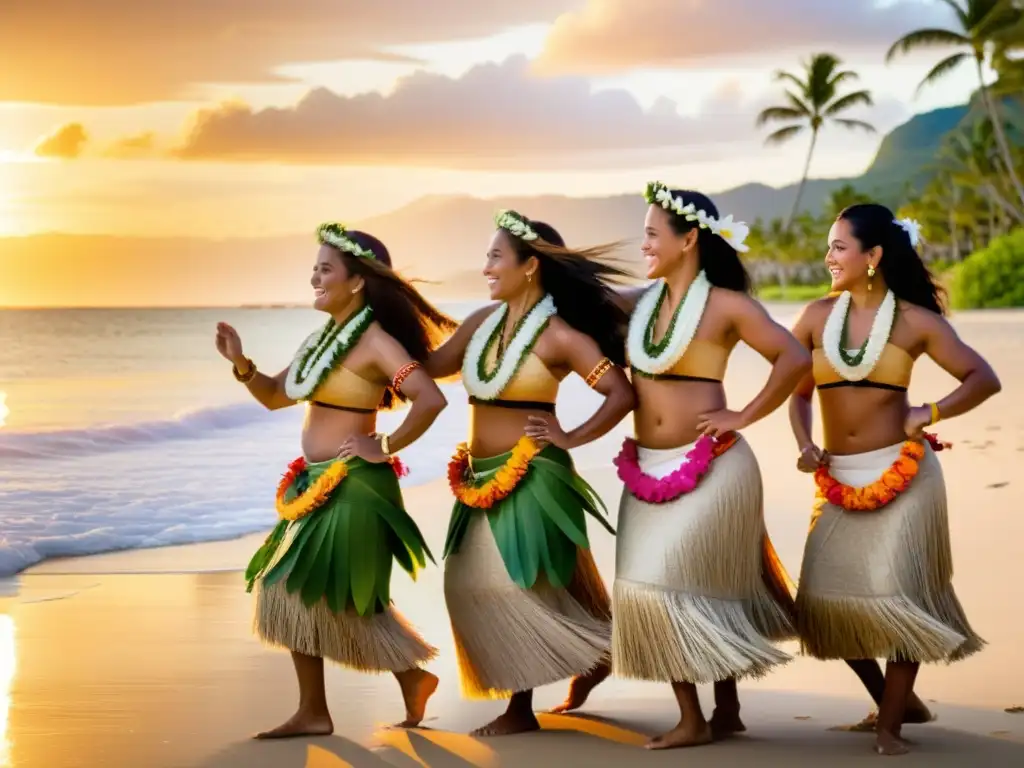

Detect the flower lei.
xmin=627 ymin=272 xmax=711 ymax=375
xmin=813 ymin=433 xmax=949 ymax=514
xmin=462 ymin=295 xmax=557 ymax=401
xmin=447 ymin=436 xmax=541 ymax=509
xmin=316 ymin=222 xmax=377 ymax=260
xmin=494 ymin=209 xmax=538 ymax=241
xmin=644 ymin=181 xmax=750 ymax=252
xmin=284 ymin=306 xmax=374 ymax=401
xmin=822 ymin=289 xmax=896 ymax=381
xmin=614 ymin=432 xmax=738 ymax=503
xmin=275 ymin=455 xmax=408 ymax=522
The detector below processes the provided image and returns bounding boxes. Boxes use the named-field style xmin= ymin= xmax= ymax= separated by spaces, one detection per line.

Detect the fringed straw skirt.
xmin=443 ymin=444 xmax=614 ymax=699
xmin=612 ymin=436 xmax=795 ymax=683
xmin=795 ymin=441 xmax=984 ymax=663
xmin=244 ymin=456 xmax=437 ymax=672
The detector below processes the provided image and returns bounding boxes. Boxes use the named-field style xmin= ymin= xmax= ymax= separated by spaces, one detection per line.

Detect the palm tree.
xmin=886 ymin=0 xmax=1024 ymax=205
xmin=756 ymin=53 xmax=875 ymax=229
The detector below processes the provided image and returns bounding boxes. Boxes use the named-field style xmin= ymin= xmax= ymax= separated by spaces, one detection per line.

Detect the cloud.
xmin=535 ymin=0 xmax=958 ymax=74
xmin=164 ymin=57 xmax=780 ymax=170
xmin=0 ymin=1 xmax=581 ymax=105
xmin=33 ymin=123 xmax=88 ymax=158
xmin=103 ymin=132 xmax=158 ymax=159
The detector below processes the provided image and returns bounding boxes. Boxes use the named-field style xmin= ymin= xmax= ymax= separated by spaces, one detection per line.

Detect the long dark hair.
xmin=321 ymin=227 xmax=457 ymax=408
xmin=658 ymin=189 xmax=752 ymax=293
xmin=837 ymin=204 xmax=946 ymax=315
xmin=502 ymin=214 xmax=630 ymax=366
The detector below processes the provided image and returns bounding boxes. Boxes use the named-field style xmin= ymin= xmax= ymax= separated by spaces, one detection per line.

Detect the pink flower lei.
xmin=614 ymin=433 xmax=738 ymax=504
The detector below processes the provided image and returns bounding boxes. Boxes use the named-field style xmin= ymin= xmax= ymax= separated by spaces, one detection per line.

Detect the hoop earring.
xmin=867 ymin=264 xmax=875 ymax=291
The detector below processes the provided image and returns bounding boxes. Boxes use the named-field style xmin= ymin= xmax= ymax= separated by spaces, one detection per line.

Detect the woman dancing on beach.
xmin=610 ymin=182 xmax=806 ymax=750
xmin=790 ymin=204 xmax=999 ymax=756
xmin=215 ymin=223 xmax=456 ymax=738
xmin=424 ymin=209 xmax=634 ymax=736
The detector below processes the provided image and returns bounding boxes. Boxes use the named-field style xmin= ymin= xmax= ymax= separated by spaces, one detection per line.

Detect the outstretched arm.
xmin=216 ymin=321 xmax=296 ymax=410
xmin=422 ymin=304 xmax=497 ymax=379
xmin=526 ymin=323 xmax=635 ymax=450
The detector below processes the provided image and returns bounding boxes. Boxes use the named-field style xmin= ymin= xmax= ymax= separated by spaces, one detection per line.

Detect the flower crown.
xmin=316 ymin=222 xmax=377 ymax=260
xmin=495 ymin=209 xmax=538 ymax=241
xmin=644 ymin=181 xmax=750 ymax=253
xmin=893 ymin=217 xmax=922 ymax=247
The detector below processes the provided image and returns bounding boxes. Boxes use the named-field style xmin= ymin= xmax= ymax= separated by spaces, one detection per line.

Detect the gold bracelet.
xmin=928 ymin=402 xmax=940 ymax=425
xmin=380 ymin=433 xmax=391 ymax=456
xmin=232 ymin=358 xmax=256 ymax=383
xmin=584 ymin=357 xmax=613 ymax=388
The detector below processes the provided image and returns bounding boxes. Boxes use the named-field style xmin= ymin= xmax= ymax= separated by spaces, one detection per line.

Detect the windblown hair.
xmin=322 ymin=229 xmax=457 ymax=408
xmin=656 ymin=189 xmax=752 ymax=293
xmin=500 ymin=214 xmax=630 ymax=366
xmin=838 ymin=203 xmax=946 ymax=315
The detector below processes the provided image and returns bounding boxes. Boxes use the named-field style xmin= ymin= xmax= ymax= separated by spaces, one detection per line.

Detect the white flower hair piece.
xmin=495 ymin=209 xmax=538 ymax=241
xmin=894 ymin=217 xmax=922 ymax=247
xmin=316 ymin=222 xmax=377 ymax=260
xmin=644 ymin=181 xmax=750 ymax=253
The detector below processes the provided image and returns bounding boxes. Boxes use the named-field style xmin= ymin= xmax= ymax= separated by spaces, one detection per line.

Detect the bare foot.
xmin=709 ymin=708 xmax=746 ymax=738
xmin=646 ymin=721 xmax=713 ymax=750
xmin=549 ymin=662 xmax=610 ymax=714
xmin=393 ymin=669 xmax=439 ymax=728
xmin=471 ymin=710 xmax=541 ymax=737
xmin=254 ymin=711 xmax=334 ymax=739
xmin=846 ymin=701 xmax=935 ymax=733
xmin=875 ymin=730 xmax=910 ymax=756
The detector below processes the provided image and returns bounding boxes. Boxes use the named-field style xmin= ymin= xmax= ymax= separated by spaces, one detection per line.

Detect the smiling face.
xmin=826 ymin=217 xmax=879 ymax=292
xmin=482 ymin=229 xmax=537 ymax=301
xmin=641 ymin=204 xmax=695 ymax=279
xmin=310 ymin=245 xmax=363 ymax=313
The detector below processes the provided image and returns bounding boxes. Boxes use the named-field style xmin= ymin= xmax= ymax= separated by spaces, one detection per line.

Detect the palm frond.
xmin=786 ymin=91 xmax=813 ymax=116
xmin=832 ymin=118 xmax=877 ymax=133
xmin=827 ymin=69 xmax=860 ymax=89
xmin=764 ymin=125 xmax=805 ymax=146
xmin=886 ymin=28 xmax=971 ymax=62
xmin=756 ymin=106 xmax=807 ymax=127
xmin=824 ymin=90 xmax=874 ymax=116
xmin=936 ymin=0 xmax=971 ymax=28
xmin=773 ymin=70 xmax=810 ymax=94
xmin=915 ymin=51 xmax=971 ymax=94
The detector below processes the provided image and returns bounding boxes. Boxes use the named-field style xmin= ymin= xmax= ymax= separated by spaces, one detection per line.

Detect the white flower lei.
xmin=462 ymin=294 xmax=557 ymax=400
xmin=285 ymin=305 xmax=374 ymax=400
xmin=627 ymin=271 xmax=712 ymax=375
xmin=822 ymin=289 xmax=896 ymax=381
xmin=494 ymin=209 xmax=538 ymax=241
xmin=645 ymin=181 xmax=750 ymax=253
xmin=316 ymin=222 xmax=377 ymax=259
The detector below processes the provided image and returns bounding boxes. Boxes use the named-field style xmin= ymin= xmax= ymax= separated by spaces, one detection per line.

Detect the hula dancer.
xmin=215 ymin=223 xmax=456 ymax=738
xmin=611 ymin=183 xmax=809 ymax=750
xmin=790 ymin=204 xmax=999 ymax=756
xmin=425 ymin=210 xmax=635 ymax=736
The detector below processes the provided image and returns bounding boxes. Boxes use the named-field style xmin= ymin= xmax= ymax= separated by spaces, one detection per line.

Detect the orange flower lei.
xmin=814 ymin=439 xmax=925 ymax=512
xmin=275 ymin=457 xmax=349 ymax=521
xmin=448 ymin=436 xmax=541 ymax=509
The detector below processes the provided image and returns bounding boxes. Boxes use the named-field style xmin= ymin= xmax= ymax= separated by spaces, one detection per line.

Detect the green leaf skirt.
xmin=246 ymin=457 xmax=434 ymax=616
xmin=443 ymin=443 xmax=615 ymax=589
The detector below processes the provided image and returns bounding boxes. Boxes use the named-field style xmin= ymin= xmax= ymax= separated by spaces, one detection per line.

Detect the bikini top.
xmin=631 ymin=339 xmax=731 ymax=383
xmin=469 ymin=345 xmax=562 ymax=413
xmin=812 ymin=344 xmax=913 ymax=392
xmin=311 ymin=365 xmax=385 ymax=413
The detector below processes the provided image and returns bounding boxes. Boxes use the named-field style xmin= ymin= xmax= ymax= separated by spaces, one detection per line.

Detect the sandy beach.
xmin=5 ymin=309 xmax=1024 ymax=767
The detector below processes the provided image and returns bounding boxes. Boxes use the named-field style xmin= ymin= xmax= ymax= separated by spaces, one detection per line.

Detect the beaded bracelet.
xmin=233 ymin=358 xmax=257 ymax=384
xmin=392 ymin=361 xmax=421 ymax=393
xmin=585 ymin=358 xmax=613 ymax=388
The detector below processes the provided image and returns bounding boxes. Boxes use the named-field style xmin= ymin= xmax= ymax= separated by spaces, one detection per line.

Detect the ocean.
xmin=0 ymin=303 xmax=618 ymax=576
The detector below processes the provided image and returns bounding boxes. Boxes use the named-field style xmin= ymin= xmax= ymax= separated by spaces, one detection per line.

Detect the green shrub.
xmin=756 ymin=283 xmax=832 ymax=302
xmin=950 ymin=228 xmax=1024 ymax=309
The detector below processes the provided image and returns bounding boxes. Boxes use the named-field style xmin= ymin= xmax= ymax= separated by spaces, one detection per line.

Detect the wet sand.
xmin=6 ymin=309 xmax=1024 ymax=766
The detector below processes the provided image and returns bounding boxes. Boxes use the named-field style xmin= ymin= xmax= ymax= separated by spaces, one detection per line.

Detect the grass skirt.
xmin=443 ymin=444 xmax=613 ymax=699
xmin=245 ymin=457 xmax=437 ymax=672
xmin=795 ymin=441 xmax=984 ymax=663
xmin=612 ymin=436 xmax=795 ymax=683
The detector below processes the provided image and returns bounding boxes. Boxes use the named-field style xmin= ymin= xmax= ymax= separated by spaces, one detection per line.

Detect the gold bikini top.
xmin=812 ymin=344 xmax=913 ymax=392
xmin=470 ymin=344 xmax=562 ymax=412
xmin=311 ymin=365 xmax=384 ymax=413
xmin=631 ymin=338 xmax=732 ymax=383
